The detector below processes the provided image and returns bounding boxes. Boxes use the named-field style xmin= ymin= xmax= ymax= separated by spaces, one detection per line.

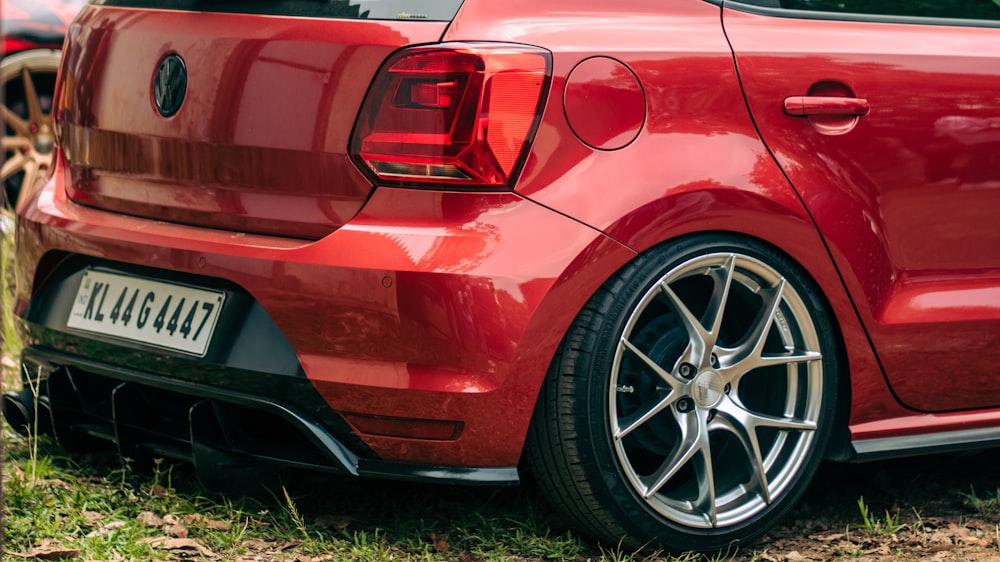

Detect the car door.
xmin=722 ymin=0 xmax=1000 ymax=412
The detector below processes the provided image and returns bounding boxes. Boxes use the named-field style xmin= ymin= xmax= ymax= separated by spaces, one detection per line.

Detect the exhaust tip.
xmin=2 ymin=390 xmax=35 ymax=437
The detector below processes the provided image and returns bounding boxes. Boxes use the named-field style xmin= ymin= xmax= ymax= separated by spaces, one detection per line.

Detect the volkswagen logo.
xmin=153 ymin=54 xmax=187 ymax=117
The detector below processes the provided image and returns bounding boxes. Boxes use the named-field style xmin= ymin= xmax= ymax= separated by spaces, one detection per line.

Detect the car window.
xmin=777 ymin=0 xmax=1000 ymax=20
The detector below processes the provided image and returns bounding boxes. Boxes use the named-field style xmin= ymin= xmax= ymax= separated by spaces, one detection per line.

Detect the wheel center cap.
xmin=692 ymin=370 xmax=724 ymax=408
xmin=34 ymin=133 xmax=54 ymax=155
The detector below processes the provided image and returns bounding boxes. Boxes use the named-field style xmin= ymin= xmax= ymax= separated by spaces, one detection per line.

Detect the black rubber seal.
xmin=90 ymin=0 xmax=463 ymax=21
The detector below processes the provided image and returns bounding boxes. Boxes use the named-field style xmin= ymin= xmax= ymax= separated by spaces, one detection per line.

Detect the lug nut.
xmin=711 ymin=353 xmax=719 ymax=368
xmin=724 ymin=383 xmax=731 ymax=394
xmin=678 ymin=363 xmax=695 ymax=379
xmin=677 ymin=397 xmax=693 ymax=413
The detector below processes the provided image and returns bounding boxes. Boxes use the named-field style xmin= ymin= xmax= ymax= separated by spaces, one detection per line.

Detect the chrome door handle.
xmin=783 ymin=96 xmax=870 ymax=117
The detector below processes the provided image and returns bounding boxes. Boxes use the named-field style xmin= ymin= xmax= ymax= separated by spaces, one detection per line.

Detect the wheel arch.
xmin=597 ymin=186 xmax=883 ymax=461
xmin=513 ymin=186 xmax=876 ymax=465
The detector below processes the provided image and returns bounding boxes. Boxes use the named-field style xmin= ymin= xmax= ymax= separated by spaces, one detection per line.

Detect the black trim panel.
xmin=19 ymin=350 xmax=521 ymax=486
xmin=91 ymin=0 xmax=463 ymax=21
xmin=23 ymin=349 xmax=361 ymax=473
xmin=724 ymin=0 xmax=1000 ymax=28
xmin=852 ymin=427 xmax=1000 ymax=461
xmin=358 ymin=459 xmax=519 ymax=486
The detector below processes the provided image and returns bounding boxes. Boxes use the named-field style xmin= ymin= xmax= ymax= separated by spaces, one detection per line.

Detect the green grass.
xmin=852 ymin=496 xmax=906 ymax=535
xmin=3 ymin=441 xmax=263 ymax=560
xmin=2 ymin=224 xmax=733 ymax=561
xmin=2 ymin=208 xmax=22 ymax=392
xmin=2 ymin=432 xmax=745 ymax=561
xmin=964 ymin=486 xmax=1000 ymax=514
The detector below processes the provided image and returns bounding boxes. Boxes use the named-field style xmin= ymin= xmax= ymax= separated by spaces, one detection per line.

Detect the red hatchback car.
xmin=6 ymin=0 xmax=1000 ymax=552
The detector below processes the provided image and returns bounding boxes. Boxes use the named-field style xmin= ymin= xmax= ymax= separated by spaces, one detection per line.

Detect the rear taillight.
xmin=351 ymin=43 xmax=550 ymax=189
xmin=2 ymin=37 xmax=42 ymax=55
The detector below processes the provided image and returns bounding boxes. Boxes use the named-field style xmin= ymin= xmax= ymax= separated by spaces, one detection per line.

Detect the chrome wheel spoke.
xmin=719 ymin=345 xmax=822 ymax=386
xmin=658 ymin=281 xmax=710 ymax=362
xmin=2 ymin=135 xmax=30 ymax=151
xmin=720 ymin=395 xmax=817 ymax=434
xmin=19 ymin=160 xmax=40 ymax=194
xmin=691 ymin=443 xmax=718 ymax=527
xmin=744 ymin=348 xmax=822 ymax=372
xmin=739 ymin=278 xmax=785 ymax=363
xmin=659 ymin=255 xmax=735 ymax=369
xmin=710 ymin=411 xmax=771 ymax=504
xmin=702 ymin=254 xmax=736 ymax=353
xmin=21 ymin=67 xmax=45 ymax=127
xmin=2 ymin=104 xmax=31 ymax=138
xmin=1 ymin=152 xmax=27 ymax=181
xmin=716 ymin=279 xmax=820 ymax=385
xmin=614 ymin=391 xmax=678 ymax=440
xmin=621 ymin=337 xmax=685 ymax=390
xmin=616 ymin=338 xmax=686 ymax=438
xmin=639 ymin=412 xmax=706 ymax=499
xmin=716 ymin=399 xmax=816 ymax=505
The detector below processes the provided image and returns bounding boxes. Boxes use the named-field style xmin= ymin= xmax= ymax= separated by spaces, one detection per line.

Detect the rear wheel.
xmin=527 ymin=235 xmax=838 ymax=552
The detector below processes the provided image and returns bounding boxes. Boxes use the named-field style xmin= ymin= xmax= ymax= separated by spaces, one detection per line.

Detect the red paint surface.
xmin=18 ymin=161 xmax=633 ymax=466
xmin=563 ymin=56 xmax=645 ymax=150
xmin=57 ymin=7 xmax=447 ymax=238
xmin=14 ymin=0 xmax=1000 ymax=467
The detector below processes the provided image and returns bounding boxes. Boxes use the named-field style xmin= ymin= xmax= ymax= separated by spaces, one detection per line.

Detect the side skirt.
xmin=853 ymin=426 xmax=1000 ymax=461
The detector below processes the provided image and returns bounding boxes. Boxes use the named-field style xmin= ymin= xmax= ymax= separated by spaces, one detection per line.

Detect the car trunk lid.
xmin=56 ymin=3 xmax=457 ymax=239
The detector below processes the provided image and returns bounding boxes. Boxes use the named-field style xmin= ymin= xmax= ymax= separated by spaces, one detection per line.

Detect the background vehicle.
xmin=2 ymin=0 xmax=85 ymax=213
xmin=5 ymin=0 xmax=1000 ymax=553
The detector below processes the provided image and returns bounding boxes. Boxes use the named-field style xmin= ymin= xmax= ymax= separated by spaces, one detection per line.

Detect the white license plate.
xmin=67 ymin=270 xmax=225 ymax=357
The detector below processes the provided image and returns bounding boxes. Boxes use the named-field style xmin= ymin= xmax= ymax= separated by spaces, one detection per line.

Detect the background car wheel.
xmin=2 ymin=49 xmax=61 ymax=211
xmin=527 ymin=234 xmax=839 ymax=552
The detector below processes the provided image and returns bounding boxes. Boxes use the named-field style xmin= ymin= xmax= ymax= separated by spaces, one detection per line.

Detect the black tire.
xmin=526 ymin=234 xmax=839 ymax=552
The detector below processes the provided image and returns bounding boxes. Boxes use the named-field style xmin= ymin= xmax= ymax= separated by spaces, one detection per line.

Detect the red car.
xmin=6 ymin=0 xmax=1000 ymax=552
xmin=1 ymin=0 xmax=85 ymax=211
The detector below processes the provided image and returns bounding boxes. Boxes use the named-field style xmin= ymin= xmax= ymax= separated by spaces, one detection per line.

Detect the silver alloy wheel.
xmin=609 ymin=252 xmax=824 ymax=529
xmin=2 ymin=49 xmax=61 ymax=210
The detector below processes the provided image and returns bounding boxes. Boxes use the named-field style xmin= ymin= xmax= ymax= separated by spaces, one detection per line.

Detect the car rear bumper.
xmin=14 ymin=164 xmax=632 ymax=477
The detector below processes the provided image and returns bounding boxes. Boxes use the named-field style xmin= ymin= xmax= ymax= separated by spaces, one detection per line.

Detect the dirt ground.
xmin=738 ymin=447 xmax=1000 ymax=561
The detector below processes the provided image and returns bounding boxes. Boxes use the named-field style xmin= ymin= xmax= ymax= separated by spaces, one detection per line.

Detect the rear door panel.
xmin=724 ymin=4 xmax=1000 ymax=412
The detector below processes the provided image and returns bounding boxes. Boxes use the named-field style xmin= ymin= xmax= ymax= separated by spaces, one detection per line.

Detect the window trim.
xmin=724 ymin=0 xmax=1000 ymax=28
xmin=90 ymin=0 xmax=463 ymax=21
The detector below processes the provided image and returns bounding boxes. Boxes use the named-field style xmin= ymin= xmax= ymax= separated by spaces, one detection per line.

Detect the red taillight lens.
xmin=351 ymin=43 xmax=550 ymax=189
xmin=2 ymin=37 xmax=41 ymax=56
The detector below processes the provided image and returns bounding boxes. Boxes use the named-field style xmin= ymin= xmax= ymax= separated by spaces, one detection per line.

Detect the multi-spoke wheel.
xmin=527 ymin=235 xmax=838 ymax=552
xmin=2 ymin=50 xmax=61 ymax=210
